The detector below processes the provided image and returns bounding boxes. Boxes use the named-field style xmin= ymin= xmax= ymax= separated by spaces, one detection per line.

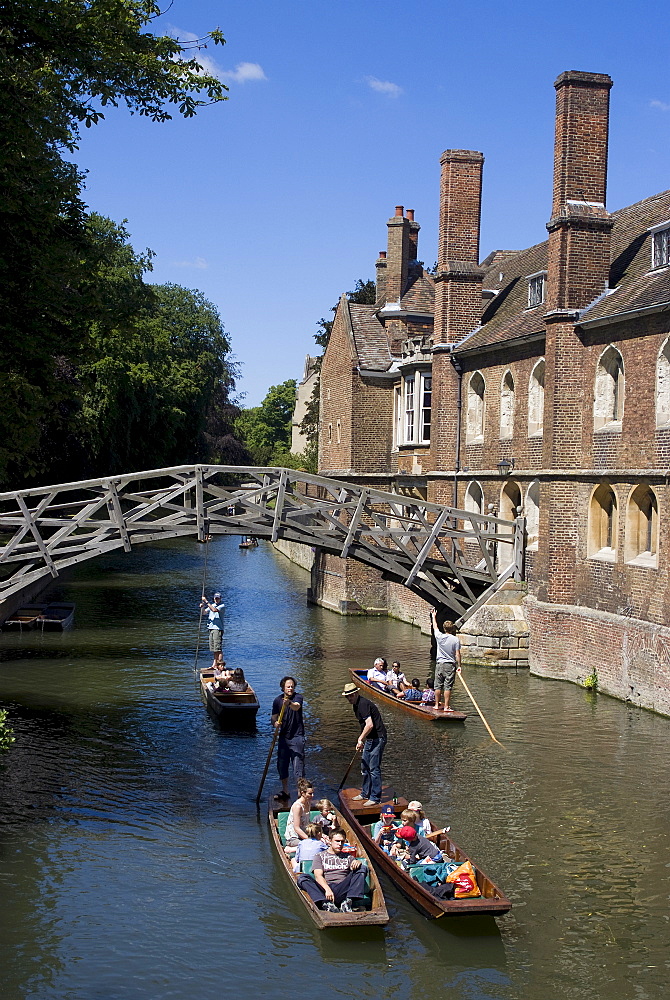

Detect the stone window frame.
xmin=528 ymin=360 xmax=545 ymax=437
xmin=593 ymin=344 xmax=624 ymax=432
xmin=655 ymin=336 xmax=670 ymax=428
xmin=650 ymin=219 xmax=670 ymax=270
xmin=525 ymin=480 xmax=540 ymax=551
xmin=499 ymin=369 xmax=515 ymax=440
xmin=587 ymin=482 xmax=618 ymax=562
xmin=498 ymin=479 xmax=522 ymax=570
xmin=336 ymin=419 xmax=341 ymax=445
xmin=624 ymin=484 xmax=659 ymax=569
xmin=463 ymin=479 xmax=484 ymax=536
xmin=526 ymin=270 xmax=547 ymax=309
xmin=466 ymin=371 xmax=486 ymax=443
xmin=398 ymin=369 xmax=431 ymax=447
xmin=327 ymin=422 xmax=332 ymax=444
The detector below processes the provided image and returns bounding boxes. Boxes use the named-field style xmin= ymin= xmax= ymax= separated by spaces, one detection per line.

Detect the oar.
xmin=337 ymin=748 xmax=361 ymax=791
xmin=456 ymin=667 xmax=503 ymax=746
xmin=255 ymin=695 xmax=288 ymax=805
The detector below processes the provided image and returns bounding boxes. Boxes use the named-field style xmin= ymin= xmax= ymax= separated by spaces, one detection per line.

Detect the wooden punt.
xmin=338 ymin=787 xmax=511 ymax=919
xmin=349 ymin=669 xmax=468 ymax=722
xmin=38 ymin=603 xmax=75 ymax=630
xmin=238 ymin=537 xmax=258 ymax=548
xmin=1 ymin=605 xmax=47 ymax=631
xmin=268 ymin=799 xmax=389 ymax=929
xmin=199 ymin=668 xmax=260 ymax=726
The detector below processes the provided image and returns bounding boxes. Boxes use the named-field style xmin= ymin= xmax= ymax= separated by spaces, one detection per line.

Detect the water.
xmin=0 ymin=537 xmax=668 ymax=1000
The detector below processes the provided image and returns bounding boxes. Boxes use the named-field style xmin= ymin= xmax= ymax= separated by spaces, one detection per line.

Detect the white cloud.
xmin=366 ymin=76 xmax=403 ymax=98
xmin=650 ymin=99 xmax=670 ymax=111
xmin=173 ymin=257 xmax=208 ymax=270
xmin=220 ymin=62 xmax=267 ymax=84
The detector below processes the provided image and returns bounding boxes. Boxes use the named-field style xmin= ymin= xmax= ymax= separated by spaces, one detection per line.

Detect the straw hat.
xmin=341 ymin=682 xmax=359 ymax=697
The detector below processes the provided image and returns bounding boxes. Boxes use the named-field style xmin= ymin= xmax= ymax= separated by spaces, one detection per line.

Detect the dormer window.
xmin=527 ymin=271 xmax=546 ymax=308
xmin=651 ymin=222 xmax=670 ymax=269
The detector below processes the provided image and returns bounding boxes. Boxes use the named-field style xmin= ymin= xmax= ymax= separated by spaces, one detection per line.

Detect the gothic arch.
xmin=593 ymin=345 xmax=624 ymax=431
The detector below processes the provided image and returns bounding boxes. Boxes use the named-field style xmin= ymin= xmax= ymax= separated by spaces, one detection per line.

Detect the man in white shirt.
xmin=430 ymin=609 xmax=461 ymax=712
xmin=385 ymin=660 xmax=407 ymax=694
xmin=366 ymin=657 xmax=388 ymax=690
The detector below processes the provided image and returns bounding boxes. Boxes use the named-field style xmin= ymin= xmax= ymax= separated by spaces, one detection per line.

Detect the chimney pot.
xmin=406 ymin=209 xmax=415 ymax=221
xmin=395 ymin=205 xmax=404 ymax=217
xmin=378 ymin=251 xmax=387 ymax=259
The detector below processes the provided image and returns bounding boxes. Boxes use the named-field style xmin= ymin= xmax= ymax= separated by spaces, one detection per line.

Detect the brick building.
xmin=314 ymin=70 xmax=670 ymax=715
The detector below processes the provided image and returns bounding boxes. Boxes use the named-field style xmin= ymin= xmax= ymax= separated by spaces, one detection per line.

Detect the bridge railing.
xmin=0 ymin=466 xmax=524 ymax=617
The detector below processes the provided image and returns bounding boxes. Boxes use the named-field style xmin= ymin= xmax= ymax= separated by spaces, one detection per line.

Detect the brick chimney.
xmin=384 ymin=206 xmax=420 ymax=305
xmin=375 ymin=251 xmax=387 ymax=307
xmin=433 ymin=150 xmax=485 ymax=344
xmin=546 ymin=71 xmax=614 ymax=314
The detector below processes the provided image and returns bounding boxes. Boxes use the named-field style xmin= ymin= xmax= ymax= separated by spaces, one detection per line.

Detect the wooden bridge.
xmin=0 ymin=466 xmax=525 ymax=621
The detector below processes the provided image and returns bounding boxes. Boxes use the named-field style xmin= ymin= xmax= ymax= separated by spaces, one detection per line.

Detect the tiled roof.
xmin=349 ymin=303 xmax=392 ymax=371
xmin=456 ymin=188 xmax=670 ymax=353
xmin=401 ymin=269 xmax=435 ymax=313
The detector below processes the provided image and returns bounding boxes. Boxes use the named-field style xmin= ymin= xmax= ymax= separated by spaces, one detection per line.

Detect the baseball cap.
xmin=396 ymin=825 xmax=417 ymax=841
xmin=381 ymin=805 xmax=395 ymax=817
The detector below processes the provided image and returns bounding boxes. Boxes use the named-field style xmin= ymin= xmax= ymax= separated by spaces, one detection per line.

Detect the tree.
xmin=0 ymin=1 xmax=228 ymax=484
xmin=236 ymin=381 xmax=297 ymax=466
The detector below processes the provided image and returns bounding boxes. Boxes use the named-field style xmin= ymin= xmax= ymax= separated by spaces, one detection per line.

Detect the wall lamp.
xmin=497 ymin=457 xmax=515 ymax=477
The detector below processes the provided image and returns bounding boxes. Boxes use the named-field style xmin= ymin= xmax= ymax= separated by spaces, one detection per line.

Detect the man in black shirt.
xmin=341 ymin=682 xmax=387 ymax=806
xmin=271 ymin=676 xmax=305 ymax=800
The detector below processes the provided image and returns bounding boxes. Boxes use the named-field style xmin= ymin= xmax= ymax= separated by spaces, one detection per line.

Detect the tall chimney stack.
xmin=546 ymin=71 xmax=614 ymax=313
xmin=433 ymin=150 xmax=484 ymax=344
xmin=375 ymin=251 xmax=387 ymax=307
xmin=384 ymin=206 xmax=420 ymax=305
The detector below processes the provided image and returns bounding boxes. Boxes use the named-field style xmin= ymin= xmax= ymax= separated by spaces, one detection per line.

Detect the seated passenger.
xmin=313 ymin=799 xmax=337 ymax=839
xmin=407 ymin=800 xmax=432 ymax=837
xmin=223 ymin=667 xmax=248 ymax=692
xmin=372 ymin=805 xmax=399 ymax=852
xmin=292 ymin=822 xmax=327 ymax=872
xmin=422 ymin=678 xmax=436 ymax=706
xmin=366 ymin=657 xmax=388 ymax=689
xmin=391 ymin=825 xmax=443 ymax=867
xmin=284 ymin=778 xmax=315 ymax=853
xmin=296 ymin=828 xmax=367 ymax=912
xmin=385 ymin=661 xmax=408 ymax=694
xmin=402 ymin=677 xmax=424 ymax=702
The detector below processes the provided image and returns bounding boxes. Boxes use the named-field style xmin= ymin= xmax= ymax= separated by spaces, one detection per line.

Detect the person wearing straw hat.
xmin=341 ymin=682 xmax=387 ymax=807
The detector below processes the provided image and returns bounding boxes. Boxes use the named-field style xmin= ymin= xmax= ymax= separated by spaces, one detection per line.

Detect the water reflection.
xmin=0 ymin=536 xmax=669 ymax=999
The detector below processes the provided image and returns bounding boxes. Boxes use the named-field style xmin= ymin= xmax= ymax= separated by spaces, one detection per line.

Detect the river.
xmin=0 ymin=537 xmax=668 ymax=1000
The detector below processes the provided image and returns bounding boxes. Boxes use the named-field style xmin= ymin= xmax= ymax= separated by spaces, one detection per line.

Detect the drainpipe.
xmin=451 ymin=354 xmax=463 ymax=508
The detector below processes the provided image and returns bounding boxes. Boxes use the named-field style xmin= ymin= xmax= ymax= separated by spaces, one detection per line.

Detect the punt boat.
xmin=239 ymin=537 xmax=259 ymax=548
xmin=348 ymin=669 xmax=468 ymax=722
xmin=38 ymin=603 xmax=75 ymax=630
xmin=338 ymin=787 xmax=511 ymax=919
xmin=268 ymin=798 xmax=389 ymax=929
xmin=199 ymin=667 xmax=260 ymax=726
xmin=1 ymin=605 xmax=47 ymax=630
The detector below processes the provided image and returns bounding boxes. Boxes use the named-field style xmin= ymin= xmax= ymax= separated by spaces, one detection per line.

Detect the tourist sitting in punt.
xmin=284 ymin=778 xmax=314 ymax=853
xmin=366 ymin=657 xmax=388 ymax=689
xmin=372 ymin=805 xmax=398 ymax=852
xmin=385 ymin=661 xmax=408 ymax=694
xmin=402 ymin=678 xmax=424 ymax=702
xmin=222 ymin=667 xmax=248 ymax=692
xmin=422 ymin=679 xmax=436 ymax=706
xmin=407 ymin=800 xmax=432 ymax=836
xmin=292 ymin=822 xmax=327 ymax=872
xmin=297 ymin=828 xmax=367 ymax=912
xmin=313 ymin=799 xmax=337 ymax=839
xmin=389 ymin=825 xmax=443 ymax=867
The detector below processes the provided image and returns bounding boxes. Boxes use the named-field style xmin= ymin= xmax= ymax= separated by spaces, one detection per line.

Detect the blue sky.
xmin=73 ymin=0 xmax=670 ymax=408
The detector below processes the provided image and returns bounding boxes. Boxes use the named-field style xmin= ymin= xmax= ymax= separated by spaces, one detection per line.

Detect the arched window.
xmin=498 ymin=480 xmax=521 ymax=569
xmin=525 ymin=480 xmax=540 ymax=550
xmin=528 ymin=360 xmax=545 ymax=437
xmin=500 ymin=371 xmax=515 ymax=440
xmin=625 ymin=486 xmax=658 ymax=566
xmin=594 ymin=346 xmax=624 ymax=431
xmin=466 ymin=372 xmax=485 ymax=442
xmin=463 ymin=480 xmax=484 ymax=535
xmin=656 ymin=339 xmax=670 ymax=428
xmin=588 ymin=483 xmax=618 ymax=559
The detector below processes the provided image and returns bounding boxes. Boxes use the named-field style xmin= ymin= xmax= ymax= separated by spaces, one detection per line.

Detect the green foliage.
xmin=0 ymin=709 xmax=15 ymax=751
xmin=0 ymin=1 xmax=228 ymax=485
xmin=583 ymin=669 xmax=598 ymax=691
xmin=236 ymin=381 xmax=297 ymax=466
